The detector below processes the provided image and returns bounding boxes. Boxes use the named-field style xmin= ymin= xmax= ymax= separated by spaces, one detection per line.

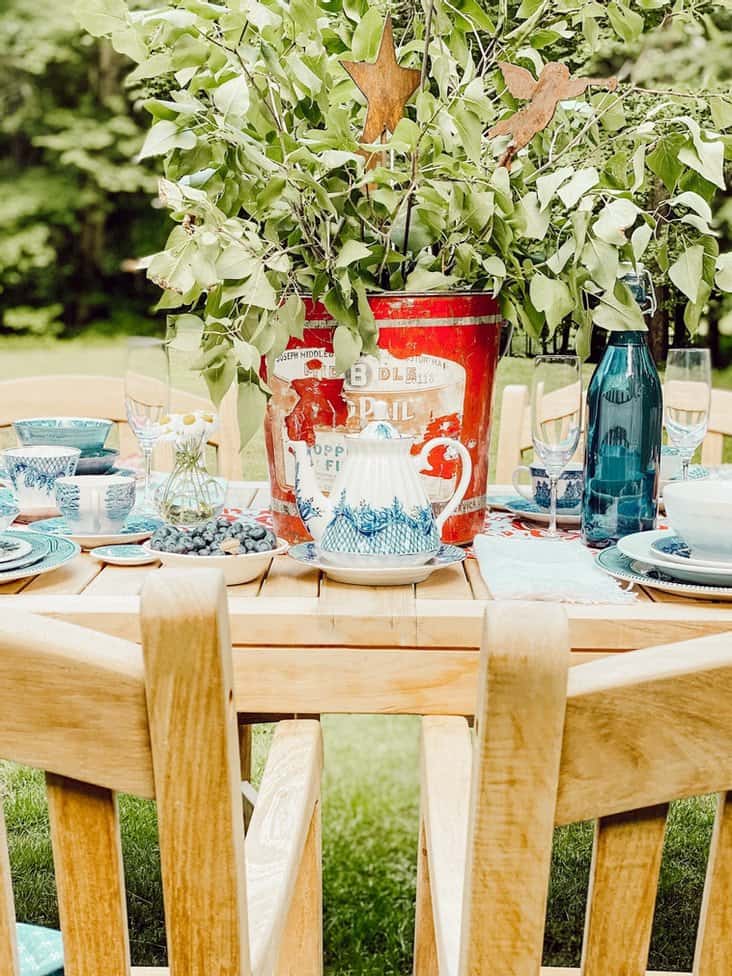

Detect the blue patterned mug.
xmin=55 ymin=474 xmax=136 ymax=534
xmin=512 ymin=462 xmax=584 ymax=512
xmin=3 ymin=446 xmax=80 ymax=512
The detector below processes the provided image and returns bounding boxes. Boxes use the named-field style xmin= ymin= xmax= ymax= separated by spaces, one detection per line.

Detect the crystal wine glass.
xmin=664 ymin=348 xmax=712 ymax=481
xmin=531 ymin=355 xmax=582 ymax=538
xmin=124 ymin=337 xmax=170 ymax=513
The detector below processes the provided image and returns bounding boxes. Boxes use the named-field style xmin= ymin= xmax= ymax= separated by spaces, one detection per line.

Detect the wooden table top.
xmin=3 ymin=482 xmax=732 ymax=715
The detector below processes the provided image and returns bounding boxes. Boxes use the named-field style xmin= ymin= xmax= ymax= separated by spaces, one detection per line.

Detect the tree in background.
xmin=0 ymin=0 xmax=164 ymax=336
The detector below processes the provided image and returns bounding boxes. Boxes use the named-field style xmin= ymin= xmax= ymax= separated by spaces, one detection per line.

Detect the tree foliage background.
xmin=0 ymin=0 xmax=165 ymax=337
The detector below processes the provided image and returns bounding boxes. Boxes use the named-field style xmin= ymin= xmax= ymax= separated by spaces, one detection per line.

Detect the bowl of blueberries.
xmin=145 ymin=516 xmax=287 ymax=585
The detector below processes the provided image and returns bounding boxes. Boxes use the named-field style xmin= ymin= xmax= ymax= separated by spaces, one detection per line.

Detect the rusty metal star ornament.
xmin=341 ymin=15 xmax=421 ymax=169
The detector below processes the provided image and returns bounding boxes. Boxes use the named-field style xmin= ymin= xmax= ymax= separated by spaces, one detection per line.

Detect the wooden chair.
xmin=0 ymin=570 xmax=323 ymax=975
xmin=493 ymin=384 xmax=583 ymax=483
xmin=415 ymin=602 xmax=732 ymax=975
xmin=701 ymin=388 xmax=732 ymax=466
xmin=495 ymin=382 xmax=732 ymax=483
xmin=0 ymin=375 xmax=241 ymax=479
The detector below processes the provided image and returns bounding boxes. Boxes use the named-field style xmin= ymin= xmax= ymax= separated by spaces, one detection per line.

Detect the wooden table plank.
xmin=416 ymin=562 xmax=473 ymax=600
xmin=83 ymin=563 xmax=161 ymax=597
xmin=23 ymin=553 xmax=102 ymax=596
xmin=259 ymin=558 xmax=320 ymax=598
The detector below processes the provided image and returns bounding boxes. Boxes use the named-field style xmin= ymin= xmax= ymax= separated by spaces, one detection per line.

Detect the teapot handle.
xmin=416 ymin=437 xmax=473 ymax=533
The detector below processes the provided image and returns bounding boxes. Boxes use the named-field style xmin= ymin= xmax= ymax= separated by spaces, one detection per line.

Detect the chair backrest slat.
xmin=700 ymin=388 xmax=732 ymax=466
xmin=581 ymin=805 xmax=668 ymax=976
xmin=0 ymin=802 xmax=19 ymax=976
xmin=47 ymin=775 xmax=131 ymax=975
xmin=556 ymin=632 xmax=732 ymax=826
xmin=141 ymin=571 xmax=251 ymax=976
xmin=0 ymin=375 xmax=241 ymax=479
xmin=693 ymin=789 xmax=732 ymax=973
xmin=459 ymin=604 xmax=569 ymax=976
xmin=0 ymin=610 xmax=153 ymax=799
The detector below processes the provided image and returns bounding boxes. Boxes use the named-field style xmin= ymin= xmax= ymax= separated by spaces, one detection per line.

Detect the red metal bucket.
xmin=263 ymin=292 xmax=502 ymax=545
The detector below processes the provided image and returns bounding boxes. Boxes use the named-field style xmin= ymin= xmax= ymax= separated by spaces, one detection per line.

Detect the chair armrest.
xmin=420 ymin=716 xmax=473 ymax=976
xmin=246 ymin=719 xmax=323 ymax=975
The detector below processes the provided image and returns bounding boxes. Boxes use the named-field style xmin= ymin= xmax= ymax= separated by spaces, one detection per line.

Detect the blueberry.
xmin=250 ymin=525 xmax=266 ymax=541
xmin=199 ymin=547 xmax=210 ymax=556
xmin=254 ymin=540 xmax=270 ymax=552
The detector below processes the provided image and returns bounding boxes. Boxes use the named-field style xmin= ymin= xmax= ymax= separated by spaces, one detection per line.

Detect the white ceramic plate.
xmin=90 ymin=544 xmax=161 ymax=567
xmin=0 ymin=531 xmax=79 ymax=584
xmin=618 ymin=530 xmax=732 ymax=587
xmin=143 ymin=538 xmax=289 ymax=585
xmin=288 ymin=542 xmax=466 ymax=585
xmin=650 ymin=533 xmax=732 ymax=571
xmin=503 ymin=497 xmax=581 ymax=528
xmin=0 ymin=536 xmax=32 ymax=564
xmin=598 ymin=546 xmax=732 ymax=601
xmin=28 ymin=515 xmax=162 ymax=549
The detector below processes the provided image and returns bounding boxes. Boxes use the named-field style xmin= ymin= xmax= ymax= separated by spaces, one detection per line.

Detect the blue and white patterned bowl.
xmin=2 ymin=446 xmax=80 ymax=512
xmin=14 ymin=416 xmax=113 ymax=456
xmin=55 ymin=474 xmax=136 ymax=535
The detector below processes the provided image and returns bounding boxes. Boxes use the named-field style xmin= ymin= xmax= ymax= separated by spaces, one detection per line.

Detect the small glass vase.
xmin=156 ymin=436 xmax=226 ymax=526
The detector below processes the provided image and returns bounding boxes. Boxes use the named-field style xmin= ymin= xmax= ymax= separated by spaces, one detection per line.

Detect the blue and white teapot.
xmin=292 ymin=410 xmax=471 ymax=567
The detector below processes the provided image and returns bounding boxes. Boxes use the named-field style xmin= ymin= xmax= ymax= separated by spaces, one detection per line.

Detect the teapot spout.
xmin=292 ymin=441 xmax=333 ymax=542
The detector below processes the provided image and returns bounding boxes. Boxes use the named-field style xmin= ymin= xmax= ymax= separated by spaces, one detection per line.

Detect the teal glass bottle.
xmin=581 ymin=273 xmax=662 ymax=548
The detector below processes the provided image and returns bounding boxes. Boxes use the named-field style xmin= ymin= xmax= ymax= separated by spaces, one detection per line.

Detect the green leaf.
xmin=709 ymin=96 xmax=732 ymax=131
xmin=167 ymin=314 xmax=204 ymax=352
xmin=592 ymin=282 xmax=646 ymax=332
xmin=669 ymin=191 xmax=713 ymax=225
xmin=516 ymin=191 xmax=549 ymax=241
xmin=237 ymin=380 xmax=268 ymax=449
xmin=528 ymin=272 xmax=573 ymax=334
xmin=536 ymin=167 xmax=573 ymax=211
xmin=647 ymin=135 xmax=686 ymax=193
xmin=669 ymin=245 xmax=704 ymax=304
xmin=591 ymin=93 xmax=626 ymax=133
xmin=73 ymin=0 xmax=128 ymax=36
xmin=631 ymin=223 xmax=653 ymax=261
xmin=607 ymin=1 xmax=644 ymax=43
xmin=684 ymin=282 xmax=712 ymax=334
xmin=213 ymin=75 xmax=250 ymax=118
xmin=547 ymin=240 xmax=574 ymax=275
xmin=349 ymin=6 xmax=385 ymax=61
xmin=111 ymin=26 xmax=147 ymax=61
xmin=273 ymin=294 xmax=306 ymax=340
xmin=403 ymin=268 xmax=456 ymax=291
xmin=138 ymin=121 xmax=196 ymax=160
xmin=593 ymin=198 xmax=639 ymax=245
xmin=333 ymin=325 xmax=363 ymax=374
xmin=233 ymin=339 xmax=260 ymax=371
xmin=335 ymin=240 xmax=372 ymax=269
xmin=678 ymin=141 xmax=725 ymax=191
xmin=557 ymin=168 xmax=598 ymax=208
xmin=204 ymin=350 xmax=237 ymax=409
xmin=716 ymin=254 xmax=732 ymax=293
xmin=581 ymin=238 xmax=619 ymax=291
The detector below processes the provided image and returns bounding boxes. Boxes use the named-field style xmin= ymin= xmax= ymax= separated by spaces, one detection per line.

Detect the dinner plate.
xmin=618 ymin=530 xmax=732 ymax=587
xmin=650 ymin=534 xmax=732 ymax=571
xmin=503 ymin=497 xmax=581 ymax=528
xmin=597 ymin=546 xmax=732 ymax=601
xmin=0 ymin=532 xmax=51 ymax=572
xmin=28 ymin=515 xmax=163 ymax=549
xmin=288 ymin=542 xmax=466 ymax=585
xmin=0 ymin=535 xmax=32 ymax=564
xmin=0 ymin=531 xmax=79 ymax=584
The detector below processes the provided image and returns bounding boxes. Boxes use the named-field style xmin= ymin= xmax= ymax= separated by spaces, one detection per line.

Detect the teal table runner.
xmin=17 ymin=923 xmax=63 ymax=976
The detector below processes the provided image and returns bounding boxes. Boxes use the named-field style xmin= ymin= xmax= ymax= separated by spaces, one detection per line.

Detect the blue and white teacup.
xmin=3 ymin=446 xmax=80 ymax=512
xmin=55 ymin=474 xmax=136 ymax=535
xmin=512 ymin=462 xmax=584 ymax=512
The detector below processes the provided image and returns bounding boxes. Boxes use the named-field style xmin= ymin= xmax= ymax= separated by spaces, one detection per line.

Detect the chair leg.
xmin=414 ymin=817 xmax=439 ymax=976
xmin=238 ymin=718 xmax=253 ymax=831
xmin=276 ymin=801 xmax=323 ymax=975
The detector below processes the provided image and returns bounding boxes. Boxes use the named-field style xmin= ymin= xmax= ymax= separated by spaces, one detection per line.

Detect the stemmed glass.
xmin=531 ymin=355 xmax=582 ymax=538
xmin=124 ymin=338 xmax=170 ymax=513
xmin=664 ymin=348 xmax=712 ymax=481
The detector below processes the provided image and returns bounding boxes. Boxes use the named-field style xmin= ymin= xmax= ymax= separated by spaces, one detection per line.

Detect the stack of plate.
xmin=28 ymin=515 xmax=162 ymax=550
xmin=0 ymin=530 xmax=79 ymax=585
xmin=597 ymin=530 xmax=732 ymax=600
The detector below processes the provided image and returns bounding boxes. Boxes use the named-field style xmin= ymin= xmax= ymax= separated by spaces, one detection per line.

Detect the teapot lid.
xmin=354 ymin=401 xmax=407 ymax=441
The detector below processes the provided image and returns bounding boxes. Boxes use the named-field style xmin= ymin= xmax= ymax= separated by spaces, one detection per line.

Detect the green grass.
xmin=0 ymin=335 xmax=724 ymax=972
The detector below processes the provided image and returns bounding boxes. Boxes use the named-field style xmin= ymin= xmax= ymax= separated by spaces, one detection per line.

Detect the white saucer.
xmin=618 ymin=530 xmax=732 ymax=587
xmin=0 ymin=536 xmax=32 ymax=564
xmin=288 ymin=542 xmax=466 ymax=585
xmin=90 ymin=544 xmax=161 ymax=566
